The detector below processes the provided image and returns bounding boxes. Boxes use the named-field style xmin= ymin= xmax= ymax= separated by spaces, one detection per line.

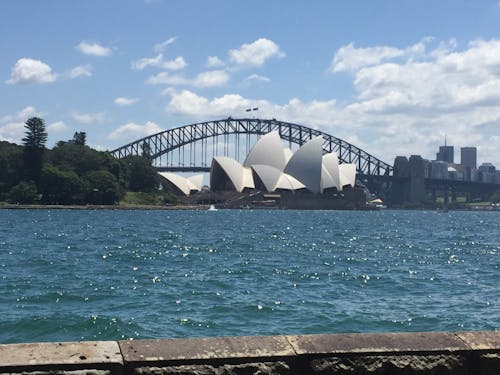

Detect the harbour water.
xmin=0 ymin=209 xmax=498 ymax=344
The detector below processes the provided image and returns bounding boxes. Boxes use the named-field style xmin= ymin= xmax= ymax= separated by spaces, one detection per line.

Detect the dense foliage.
xmin=0 ymin=117 xmax=162 ymax=205
xmin=0 ymin=141 xmax=24 ymax=198
xmin=22 ymin=117 xmax=47 ymax=184
xmin=491 ymin=190 xmax=500 ymax=203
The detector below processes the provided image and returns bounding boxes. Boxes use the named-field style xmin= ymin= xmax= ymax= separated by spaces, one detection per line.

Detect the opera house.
xmin=159 ymin=131 xmax=365 ymax=209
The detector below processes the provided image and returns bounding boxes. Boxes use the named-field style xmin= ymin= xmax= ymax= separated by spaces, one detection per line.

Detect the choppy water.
xmin=0 ymin=209 xmax=499 ymax=344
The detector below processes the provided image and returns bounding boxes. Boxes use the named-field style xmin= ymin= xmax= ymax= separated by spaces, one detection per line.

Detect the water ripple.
xmin=0 ymin=209 xmax=499 ymax=343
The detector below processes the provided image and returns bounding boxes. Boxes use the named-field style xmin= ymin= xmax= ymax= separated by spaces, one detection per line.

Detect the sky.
xmin=1 ymin=0 xmax=500 ymax=167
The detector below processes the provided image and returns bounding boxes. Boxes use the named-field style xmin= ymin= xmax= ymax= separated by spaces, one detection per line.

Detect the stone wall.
xmin=1 ymin=331 xmax=499 ymax=374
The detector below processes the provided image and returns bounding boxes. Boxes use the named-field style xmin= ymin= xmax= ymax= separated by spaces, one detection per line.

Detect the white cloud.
xmin=131 ymin=54 xmax=186 ymax=71
xmin=154 ymin=36 xmax=177 ymax=53
xmin=193 ymin=70 xmax=229 ymax=88
xmin=330 ymin=38 xmax=433 ymax=72
xmin=0 ymin=122 xmax=25 ymax=143
xmin=164 ymin=90 xmax=339 ymax=125
xmin=229 ymin=38 xmax=284 ymax=68
xmin=130 ymin=37 xmax=500 ymax=167
xmin=72 ymin=112 xmax=105 ymax=124
xmin=244 ymin=74 xmax=270 ymax=83
xmin=114 ymin=97 xmax=140 ymax=106
xmin=69 ymin=64 xmax=92 ymax=79
xmin=327 ymin=38 xmax=500 ymax=165
xmin=165 ymin=37 xmax=500 ymax=168
xmin=146 ymin=72 xmax=171 ymax=85
xmin=132 ymin=53 xmax=164 ymax=70
xmin=206 ymin=56 xmax=225 ymax=68
xmin=166 ymin=90 xmax=250 ymax=118
xmin=47 ymin=121 xmax=68 ymax=132
xmin=162 ymin=56 xmax=187 ymax=70
xmin=6 ymin=58 xmax=57 ymax=84
xmin=75 ymin=41 xmax=112 ymax=57
xmin=330 ymin=43 xmax=404 ymax=72
xmin=108 ymin=121 xmax=163 ymax=140
xmin=1 ymin=106 xmax=40 ymax=123
xmin=147 ymin=70 xmax=229 ymax=88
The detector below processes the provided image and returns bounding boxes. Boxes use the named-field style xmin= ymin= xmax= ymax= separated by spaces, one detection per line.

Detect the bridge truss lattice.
xmin=110 ymin=118 xmax=393 ymax=176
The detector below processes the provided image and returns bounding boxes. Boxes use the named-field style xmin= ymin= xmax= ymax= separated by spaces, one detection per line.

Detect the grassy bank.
xmin=119 ymin=191 xmax=180 ymax=206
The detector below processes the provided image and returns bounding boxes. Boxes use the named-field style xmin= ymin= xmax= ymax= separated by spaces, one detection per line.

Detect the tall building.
xmin=479 ymin=163 xmax=496 ymax=183
xmin=436 ymin=145 xmax=454 ymax=163
xmin=460 ymin=147 xmax=477 ymax=169
xmin=479 ymin=163 xmax=496 ymax=174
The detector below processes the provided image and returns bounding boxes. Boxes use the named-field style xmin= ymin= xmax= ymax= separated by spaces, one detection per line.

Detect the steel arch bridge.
xmin=110 ymin=118 xmax=393 ymax=176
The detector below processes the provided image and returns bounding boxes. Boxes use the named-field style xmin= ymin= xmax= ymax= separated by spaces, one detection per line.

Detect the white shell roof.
xmin=251 ymin=164 xmax=282 ymax=192
xmin=251 ymin=164 xmax=306 ymax=192
xmin=275 ymin=173 xmax=306 ymax=190
xmin=158 ymin=172 xmax=201 ymax=196
xmin=165 ymin=131 xmax=357 ymax=196
xmin=321 ymin=166 xmax=335 ymax=192
xmin=284 ymin=137 xmax=324 ymax=193
xmin=283 ymin=148 xmax=293 ymax=164
xmin=187 ymin=174 xmax=204 ymax=191
xmin=242 ymin=166 xmax=255 ymax=190
xmin=211 ymin=156 xmax=254 ymax=192
xmin=243 ymin=131 xmax=287 ymax=171
xmin=338 ymin=163 xmax=357 ymax=188
xmin=322 ymin=153 xmax=341 ymax=191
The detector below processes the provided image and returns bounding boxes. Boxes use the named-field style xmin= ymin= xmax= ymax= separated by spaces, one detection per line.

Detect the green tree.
xmin=491 ymin=190 xmax=500 ymax=203
xmin=141 ymin=141 xmax=152 ymax=162
xmin=22 ymin=117 xmax=48 ymax=184
xmin=39 ymin=164 xmax=86 ymax=204
xmin=49 ymin=142 xmax=106 ymax=176
xmin=71 ymin=131 xmax=86 ymax=146
xmin=0 ymin=141 xmax=24 ymax=200
xmin=84 ymin=170 xmax=123 ymax=205
xmin=121 ymin=155 xmax=158 ymax=192
xmin=7 ymin=181 xmax=38 ymax=204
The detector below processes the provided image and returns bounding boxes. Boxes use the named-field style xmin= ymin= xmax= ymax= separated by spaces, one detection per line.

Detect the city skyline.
xmin=1 ymin=0 xmax=500 ymax=167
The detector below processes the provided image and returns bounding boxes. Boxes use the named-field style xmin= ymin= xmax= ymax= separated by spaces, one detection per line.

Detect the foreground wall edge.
xmin=0 ymin=330 xmax=499 ymax=374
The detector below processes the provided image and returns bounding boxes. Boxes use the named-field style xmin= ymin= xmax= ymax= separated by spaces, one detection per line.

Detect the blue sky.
xmin=2 ymin=0 xmax=500 ymax=166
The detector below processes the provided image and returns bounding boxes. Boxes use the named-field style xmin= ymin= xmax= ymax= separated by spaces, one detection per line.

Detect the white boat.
xmin=208 ymin=204 xmax=218 ymax=211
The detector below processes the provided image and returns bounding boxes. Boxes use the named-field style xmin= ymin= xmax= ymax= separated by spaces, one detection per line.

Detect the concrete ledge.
xmin=287 ymin=331 xmax=470 ymax=355
xmin=119 ymin=335 xmax=295 ymax=365
xmin=0 ymin=331 xmax=499 ymax=374
xmin=0 ymin=341 xmax=123 ymax=375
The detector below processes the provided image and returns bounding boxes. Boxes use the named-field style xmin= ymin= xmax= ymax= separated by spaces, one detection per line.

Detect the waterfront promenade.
xmin=1 ymin=331 xmax=499 ymax=374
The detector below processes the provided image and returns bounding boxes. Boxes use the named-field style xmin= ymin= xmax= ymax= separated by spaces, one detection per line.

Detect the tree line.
xmin=0 ymin=117 xmax=163 ymax=205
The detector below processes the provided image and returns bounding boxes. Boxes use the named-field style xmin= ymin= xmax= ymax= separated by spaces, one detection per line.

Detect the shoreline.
xmin=0 ymin=203 xmax=500 ymax=213
xmin=0 ymin=331 xmax=499 ymax=374
xmin=0 ymin=203 xmax=210 ymax=210
xmin=0 ymin=203 xmax=499 ymax=211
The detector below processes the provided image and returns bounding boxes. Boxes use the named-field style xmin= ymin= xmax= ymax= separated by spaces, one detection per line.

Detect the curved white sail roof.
xmin=283 ymin=148 xmax=293 ymax=164
xmin=275 ymin=173 xmax=305 ymax=190
xmin=187 ymin=174 xmax=204 ymax=191
xmin=322 ymin=153 xmax=341 ymax=191
xmin=339 ymin=163 xmax=356 ymax=188
xmin=243 ymin=131 xmax=287 ymax=171
xmin=211 ymin=156 xmax=254 ymax=192
xmin=165 ymin=131 xmax=357 ymax=197
xmin=284 ymin=137 xmax=324 ymax=193
xmin=158 ymin=172 xmax=201 ymax=196
xmin=321 ymin=166 xmax=336 ymax=192
xmin=251 ymin=164 xmax=282 ymax=192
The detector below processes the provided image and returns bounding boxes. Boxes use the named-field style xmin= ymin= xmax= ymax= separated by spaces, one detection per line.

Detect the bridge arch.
xmin=110 ymin=118 xmax=392 ymax=176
